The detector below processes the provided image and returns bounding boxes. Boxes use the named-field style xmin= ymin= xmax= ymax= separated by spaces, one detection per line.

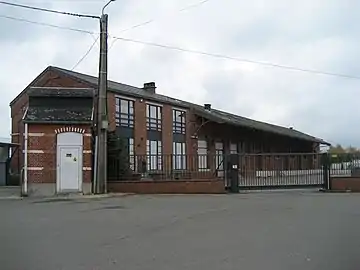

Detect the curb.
xmin=319 ymin=188 xmax=352 ymax=193
xmin=28 ymin=193 xmax=134 ymax=201
xmin=0 ymin=196 xmax=23 ymax=200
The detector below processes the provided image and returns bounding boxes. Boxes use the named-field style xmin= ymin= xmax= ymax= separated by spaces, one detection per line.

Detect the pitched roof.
xmin=24 ymin=107 xmax=93 ymax=124
xmin=24 ymin=87 xmax=94 ymax=124
xmin=28 ymin=87 xmax=95 ymax=98
xmin=34 ymin=66 xmax=330 ymax=144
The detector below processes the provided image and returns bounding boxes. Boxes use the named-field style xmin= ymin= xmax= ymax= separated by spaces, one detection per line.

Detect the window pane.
xmin=230 ymin=143 xmax=237 ymax=154
xmin=150 ymin=141 xmax=157 ymax=154
xmin=215 ymin=142 xmax=223 ymax=150
xmin=150 ymin=106 xmax=157 ymax=118
xmin=120 ymin=100 xmax=128 ymax=114
xmin=198 ymin=140 xmax=207 ymax=149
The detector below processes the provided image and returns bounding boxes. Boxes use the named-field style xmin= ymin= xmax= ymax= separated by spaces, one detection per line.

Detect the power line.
xmin=18 ymin=0 xmax=104 ymax=1
xmin=1 ymin=13 xmax=360 ymax=80
xmin=75 ymin=0 xmax=214 ymax=71
xmin=111 ymin=36 xmax=360 ymax=80
xmin=72 ymin=35 xmax=99 ymax=70
xmin=109 ymin=0 xmax=213 ymax=50
xmin=0 ymin=1 xmax=100 ymax=19
xmin=0 ymin=14 xmax=95 ymax=34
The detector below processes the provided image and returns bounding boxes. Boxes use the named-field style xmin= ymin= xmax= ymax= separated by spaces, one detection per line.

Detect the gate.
xmin=225 ymin=153 xmax=329 ymax=191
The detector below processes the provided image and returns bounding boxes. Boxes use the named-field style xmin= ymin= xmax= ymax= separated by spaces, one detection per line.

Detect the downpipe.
xmin=23 ymin=123 xmax=28 ymax=196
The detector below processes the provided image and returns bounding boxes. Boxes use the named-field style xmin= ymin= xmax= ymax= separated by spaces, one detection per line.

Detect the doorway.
xmin=56 ymin=132 xmax=83 ymax=193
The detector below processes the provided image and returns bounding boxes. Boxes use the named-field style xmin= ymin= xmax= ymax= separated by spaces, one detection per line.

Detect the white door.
xmin=59 ymin=147 xmax=81 ymax=191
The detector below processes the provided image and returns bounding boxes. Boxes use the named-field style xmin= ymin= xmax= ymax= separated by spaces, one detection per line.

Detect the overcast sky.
xmin=0 ymin=0 xmax=359 ymax=146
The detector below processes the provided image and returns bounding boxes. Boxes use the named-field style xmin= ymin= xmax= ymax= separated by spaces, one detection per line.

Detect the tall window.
xmin=129 ymin=138 xmax=135 ymax=171
xmin=173 ymin=109 xmax=186 ymax=134
xmin=198 ymin=140 xmax=208 ymax=171
xmin=173 ymin=142 xmax=186 ymax=170
xmin=215 ymin=142 xmax=224 ymax=176
xmin=146 ymin=140 xmax=162 ymax=171
xmin=115 ymin=98 xmax=134 ymax=128
xmin=146 ymin=104 xmax=162 ymax=131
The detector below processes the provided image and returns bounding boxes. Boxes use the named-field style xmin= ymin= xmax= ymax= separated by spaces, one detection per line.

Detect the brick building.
xmin=10 ymin=66 xmax=329 ymax=196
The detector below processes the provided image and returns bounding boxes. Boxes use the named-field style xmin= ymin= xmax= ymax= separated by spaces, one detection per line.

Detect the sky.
xmin=0 ymin=0 xmax=359 ymax=147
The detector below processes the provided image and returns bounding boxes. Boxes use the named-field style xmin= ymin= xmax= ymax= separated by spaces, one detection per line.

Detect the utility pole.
xmin=94 ymin=13 xmax=109 ymax=194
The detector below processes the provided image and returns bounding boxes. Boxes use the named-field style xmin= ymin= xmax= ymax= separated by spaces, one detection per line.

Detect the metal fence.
xmin=107 ymin=152 xmax=327 ymax=189
xmin=107 ymin=154 xmax=220 ymax=181
xmin=231 ymin=153 xmax=325 ymax=189
xmin=329 ymin=153 xmax=360 ymax=177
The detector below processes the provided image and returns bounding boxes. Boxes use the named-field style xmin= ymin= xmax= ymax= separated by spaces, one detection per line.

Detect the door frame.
xmin=56 ymin=132 xmax=83 ymax=193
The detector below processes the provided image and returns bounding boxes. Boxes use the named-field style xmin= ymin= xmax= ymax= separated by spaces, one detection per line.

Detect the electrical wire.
xmin=1 ymin=13 xmax=360 ymax=80
xmin=0 ymin=0 xmax=100 ymax=19
xmin=110 ymin=36 xmax=360 ymax=80
xmin=77 ymin=0 xmax=215 ymax=71
xmin=71 ymin=35 xmax=100 ymax=70
xmin=0 ymin=14 xmax=95 ymax=34
xmin=108 ymin=0 xmax=213 ymax=50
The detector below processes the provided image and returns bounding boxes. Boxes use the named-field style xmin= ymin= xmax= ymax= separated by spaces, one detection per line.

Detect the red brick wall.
xmin=108 ymin=179 xmax=225 ymax=194
xmin=10 ymin=68 xmax=92 ymax=174
xmin=134 ymin=99 xmax=147 ymax=155
xmin=107 ymin=92 xmax=116 ymax=131
xmin=162 ymin=105 xmax=173 ymax=171
xmin=26 ymin=124 xmax=92 ymax=184
xmin=331 ymin=177 xmax=360 ymax=192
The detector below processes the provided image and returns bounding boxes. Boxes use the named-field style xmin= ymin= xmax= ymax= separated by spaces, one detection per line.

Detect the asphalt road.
xmin=1 ymin=192 xmax=360 ymax=270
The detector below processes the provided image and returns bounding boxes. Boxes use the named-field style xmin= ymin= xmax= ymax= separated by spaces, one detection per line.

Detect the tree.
xmin=107 ymin=131 xmax=132 ymax=181
xmin=329 ymin=144 xmax=345 ymax=154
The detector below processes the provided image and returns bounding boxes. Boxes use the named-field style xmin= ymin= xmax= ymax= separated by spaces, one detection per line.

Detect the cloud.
xmin=0 ymin=0 xmax=359 ymax=147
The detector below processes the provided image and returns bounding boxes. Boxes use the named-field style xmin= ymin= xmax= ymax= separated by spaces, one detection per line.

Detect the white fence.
xmin=256 ymin=169 xmax=352 ymax=178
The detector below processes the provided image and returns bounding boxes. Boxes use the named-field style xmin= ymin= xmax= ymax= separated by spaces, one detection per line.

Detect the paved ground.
xmin=1 ymin=191 xmax=360 ymax=270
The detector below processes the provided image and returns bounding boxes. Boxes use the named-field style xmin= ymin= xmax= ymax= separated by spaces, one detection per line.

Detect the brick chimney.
xmin=204 ymin=103 xmax=211 ymax=110
xmin=143 ymin=82 xmax=156 ymax=94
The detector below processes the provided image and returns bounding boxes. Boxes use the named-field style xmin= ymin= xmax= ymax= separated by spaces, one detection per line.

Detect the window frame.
xmin=173 ymin=142 xmax=186 ymax=170
xmin=115 ymin=98 xmax=134 ymax=128
xmin=146 ymin=139 xmax=162 ymax=171
xmin=146 ymin=104 xmax=162 ymax=131
xmin=197 ymin=139 xmax=209 ymax=171
xmin=172 ymin=109 xmax=186 ymax=134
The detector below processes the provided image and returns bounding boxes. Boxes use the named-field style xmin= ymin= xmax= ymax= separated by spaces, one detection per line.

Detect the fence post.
xmin=321 ymin=153 xmax=330 ymax=190
xmin=227 ymin=154 xmax=239 ymax=193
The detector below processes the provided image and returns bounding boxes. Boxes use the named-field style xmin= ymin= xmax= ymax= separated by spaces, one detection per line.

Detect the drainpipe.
xmin=23 ymin=123 xmax=28 ymax=196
